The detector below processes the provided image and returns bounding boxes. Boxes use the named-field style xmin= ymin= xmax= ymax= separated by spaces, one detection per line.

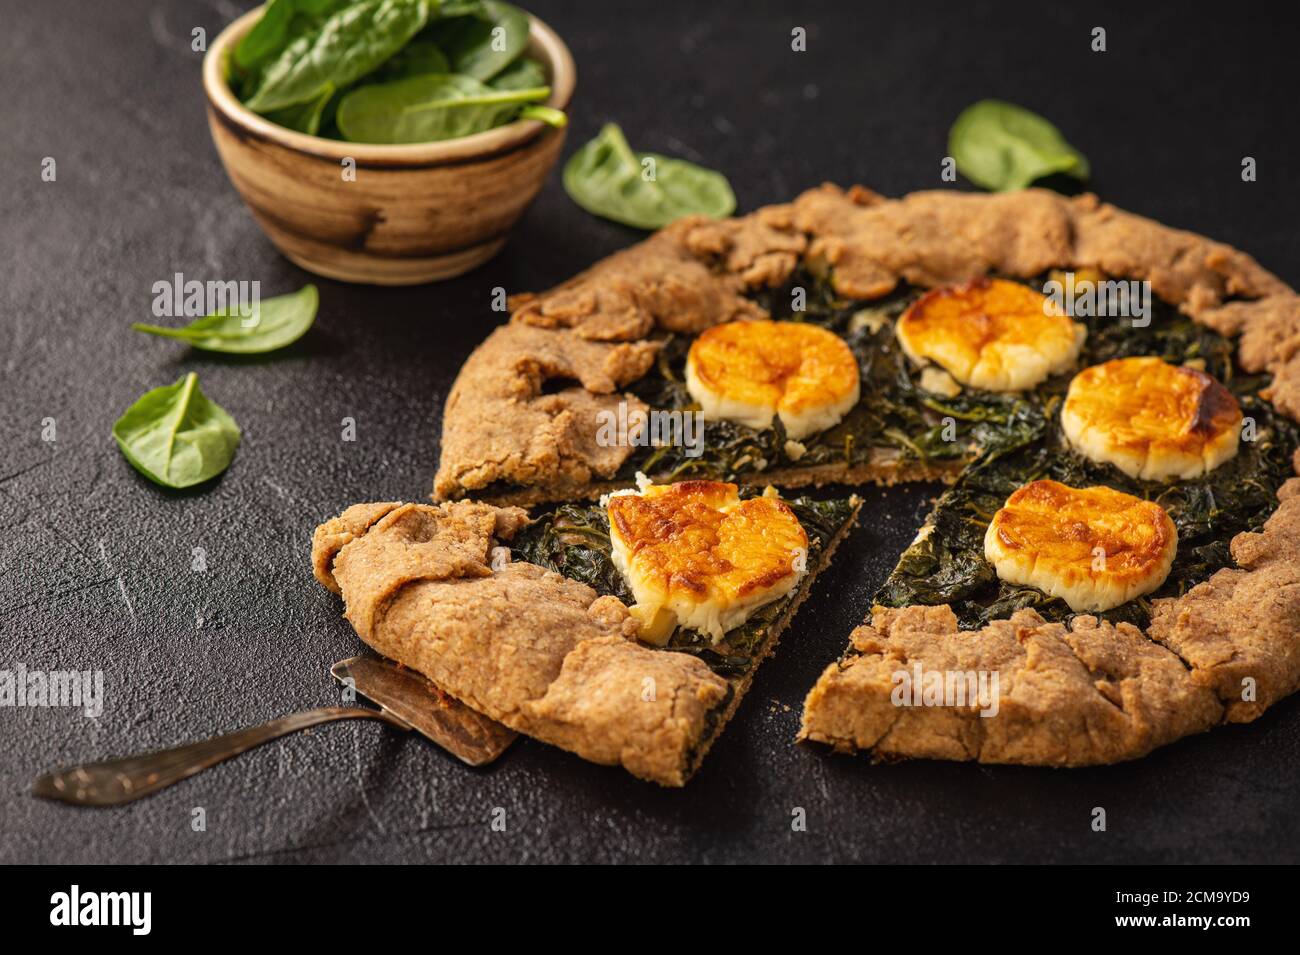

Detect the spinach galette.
xmin=422 ymin=183 xmax=1300 ymax=770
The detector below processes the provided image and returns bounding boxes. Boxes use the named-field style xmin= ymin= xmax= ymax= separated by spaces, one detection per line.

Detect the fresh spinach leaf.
xmin=336 ymin=73 xmax=552 ymax=142
xmin=424 ymin=0 xmax=528 ymax=80
xmin=373 ymin=38 xmax=450 ymax=80
xmin=487 ymin=55 xmax=545 ymax=91
xmin=131 ymin=285 xmax=318 ymax=354
xmin=233 ymin=0 xmax=356 ymax=100
xmin=112 ymin=373 xmax=242 ymax=489
xmin=490 ymin=58 xmax=563 ymax=125
xmin=244 ymin=0 xmax=431 ymax=113
xmin=948 ymin=99 xmax=1089 ymax=192
xmin=264 ymin=85 xmax=335 ymax=134
xmin=563 ymin=123 xmax=736 ymax=229
xmin=234 ymin=0 xmax=299 ymax=71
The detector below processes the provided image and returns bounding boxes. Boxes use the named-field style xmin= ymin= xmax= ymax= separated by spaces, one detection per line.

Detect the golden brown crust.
xmin=311 ymin=502 xmax=404 ymax=594
xmin=794 ymin=184 xmax=1287 ymax=307
xmin=435 ymin=182 xmax=1299 ymax=505
xmin=799 ymin=605 xmax=1222 ymax=765
xmin=509 ymin=209 xmax=807 ymax=340
xmin=795 ymin=185 xmax=1077 ymax=299
xmin=313 ymin=499 xmax=732 ymax=786
xmin=1197 ymin=293 xmax=1300 ymax=422
xmin=1147 ymin=469 xmax=1300 ymax=722
xmin=432 ymin=322 xmax=660 ymax=500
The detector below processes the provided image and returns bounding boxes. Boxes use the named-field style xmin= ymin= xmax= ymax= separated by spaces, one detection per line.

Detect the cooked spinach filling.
xmin=514 ymin=269 xmax=1295 ymax=634
xmin=618 ymin=269 xmax=1296 ymax=629
xmin=874 ymin=284 xmax=1299 ymax=630
xmin=622 ymin=269 xmax=1031 ymax=481
xmin=511 ymin=491 xmax=858 ymax=677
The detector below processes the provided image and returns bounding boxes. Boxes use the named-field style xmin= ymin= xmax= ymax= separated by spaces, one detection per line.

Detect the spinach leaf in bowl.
xmin=373 ymin=38 xmax=450 ymax=80
xmin=234 ymin=0 xmax=298 ymax=72
xmin=948 ymin=99 xmax=1090 ymax=192
xmin=335 ymin=73 xmax=556 ymax=143
xmin=489 ymin=58 xmax=565 ymax=125
xmin=112 ymin=373 xmax=241 ymax=489
xmin=489 ymin=56 xmax=546 ymax=91
xmin=563 ymin=123 xmax=736 ymax=229
xmin=424 ymin=0 xmax=529 ymax=81
xmin=131 ymin=284 xmax=319 ymax=354
xmin=244 ymin=0 xmax=432 ymax=113
xmin=264 ymin=85 xmax=336 ymax=135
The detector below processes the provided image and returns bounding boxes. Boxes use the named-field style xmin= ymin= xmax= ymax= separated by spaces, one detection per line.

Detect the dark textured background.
xmin=3 ymin=0 xmax=1298 ymax=864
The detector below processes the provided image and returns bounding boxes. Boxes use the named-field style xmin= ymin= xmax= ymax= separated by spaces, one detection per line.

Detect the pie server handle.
xmin=30 ymin=706 xmax=409 ymax=807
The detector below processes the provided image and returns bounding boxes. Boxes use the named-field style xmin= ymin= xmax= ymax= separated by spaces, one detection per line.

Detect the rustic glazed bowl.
xmin=203 ymin=6 xmax=575 ymax=284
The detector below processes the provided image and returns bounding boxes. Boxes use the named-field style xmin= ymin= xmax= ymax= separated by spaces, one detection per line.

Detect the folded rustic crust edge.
xmin=311 ymin=496 xmax=861 ymax=786
xmin=433 ymin=183 xmax=1300 ymax=505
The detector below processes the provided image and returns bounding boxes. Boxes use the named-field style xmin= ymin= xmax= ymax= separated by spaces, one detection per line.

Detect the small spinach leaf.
xmin=336 ymin=73 xmax=550 ymax=142
xmin=562 ymin=123 xmax=736 ymax=229
xmin=245 ymin=0 xmax=431 ymax=113
xmin=948 ymin=99 xmax=1089 ymax=192
xmin=424 ymin=0 xmax=528 ymax=81
xmin=112 ymin=373 xmax=242 ymax=489
xmin=131 ymin=285 xmax=318 ymax=354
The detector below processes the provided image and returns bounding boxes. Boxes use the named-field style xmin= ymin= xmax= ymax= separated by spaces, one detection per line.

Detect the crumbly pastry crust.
xmin=423 ymin=183 xmax=1300 ymax=771
xmin=312 ymin=497 xmax=860 ymax=785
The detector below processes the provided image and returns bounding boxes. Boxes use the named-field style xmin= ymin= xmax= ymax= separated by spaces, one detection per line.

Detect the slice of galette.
xmin=312 ymin=480 xmax=860 ymax=786
xmin=800 ymin=331 xmax=1300 ymax=765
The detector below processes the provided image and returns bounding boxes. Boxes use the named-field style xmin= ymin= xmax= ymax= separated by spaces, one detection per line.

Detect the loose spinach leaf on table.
xmin=563 ymin=123 xmax=736 ymax=229
xmin=336 ymin=73 xmax=553 ymax=142
xmin=948 ymin=99 xmax=1089 ymax=192
xmin=244 ymin=0 xmax=431 ymax=113
xmin=424 ymin=0 xmax=529 ymax=80
xmin=112 ymin=373 xmax=242 ymax=489
xmin=131 ymin=284 xmax=318 ymax=354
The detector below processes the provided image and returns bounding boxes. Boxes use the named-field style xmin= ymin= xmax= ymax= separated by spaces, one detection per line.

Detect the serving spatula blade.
xmin=331 ymin=656 xmax=517 ymax=767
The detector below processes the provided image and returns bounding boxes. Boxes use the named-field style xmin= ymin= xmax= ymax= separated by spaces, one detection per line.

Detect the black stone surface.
xmin=3 ymin=0 xmax=1298 ymax=864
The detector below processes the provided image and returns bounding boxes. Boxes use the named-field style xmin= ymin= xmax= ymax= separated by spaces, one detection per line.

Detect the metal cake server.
xmin=31 ymin=656 xmax=517 ymax=807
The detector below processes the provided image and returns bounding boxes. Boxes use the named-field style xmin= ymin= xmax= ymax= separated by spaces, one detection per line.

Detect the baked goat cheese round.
xmin=983 ymin=479 xmax=1178 ymax=613
xmin=896 ymin=278 xmax=1086 ymax=392
xmin=685 ymin=320 xmax=860 ymax=440
xmin=606 ymin=479 xmax=809 ymax=645
xmin=1061 ymin=356 xmax=1243 ymax=481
